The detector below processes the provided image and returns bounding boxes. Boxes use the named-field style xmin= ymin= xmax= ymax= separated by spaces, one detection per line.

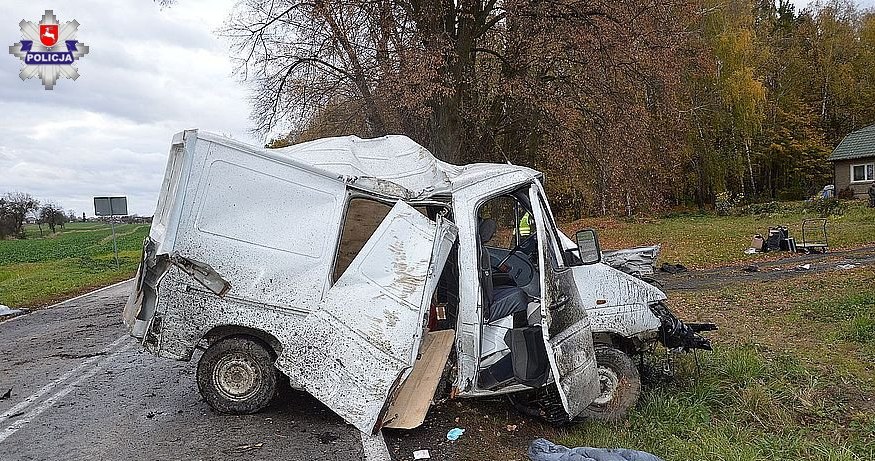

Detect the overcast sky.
xmin=0 ymin=1 xmax=872 ymax=216
xmin=0 ymin=0 xmax=255 ymax=216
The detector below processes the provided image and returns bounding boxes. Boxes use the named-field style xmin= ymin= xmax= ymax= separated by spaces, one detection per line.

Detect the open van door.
xmin=275 ymin=201 xmax=457 ymax=434
xmin=528 ymin=185 xmax=600 ymax=418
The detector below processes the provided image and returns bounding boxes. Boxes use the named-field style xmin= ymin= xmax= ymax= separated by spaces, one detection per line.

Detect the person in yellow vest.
xmin=518 ymin=211 xmax=532 ymax=237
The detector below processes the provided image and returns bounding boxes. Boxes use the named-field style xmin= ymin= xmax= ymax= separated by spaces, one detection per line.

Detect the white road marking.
xmin=0 ymin=334 xmax=129 ymax=422
xmin=0 ymin=313 xmax=28 ymax=326
xmin=0 ymin=339 xmax=135 ymax=444
xmin=360 ymin=430 xmax=391 ymax=461
xmin=0 ymin=278 xmax=134 ymax=325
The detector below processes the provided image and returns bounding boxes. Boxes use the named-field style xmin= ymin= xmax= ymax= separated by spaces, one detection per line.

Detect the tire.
xmin=507 ymin=345 xmax=640 ymax=424
xmin=578 ymin=345 xmax=641 ymax=422
xmin=196 ymin=335 xmax=278 ymax=414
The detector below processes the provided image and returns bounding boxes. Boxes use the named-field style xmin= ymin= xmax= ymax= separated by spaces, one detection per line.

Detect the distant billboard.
xmin=94 ymin=196 xmax=128 ymax=216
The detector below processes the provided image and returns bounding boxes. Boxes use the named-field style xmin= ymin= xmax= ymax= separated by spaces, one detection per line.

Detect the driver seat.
xmin=479 ymin=218 xmax=529 ymax=323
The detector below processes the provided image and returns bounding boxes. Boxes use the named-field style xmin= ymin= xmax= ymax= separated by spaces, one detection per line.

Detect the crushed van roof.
xmin=274 ymin=135 xmax=542 ymax=198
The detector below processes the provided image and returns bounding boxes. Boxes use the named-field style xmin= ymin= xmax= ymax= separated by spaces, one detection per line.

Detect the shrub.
xmin=837 ymin=186 xmax=855 ymax=200
xmin=805 ymin=197 xmax=846 ymax=217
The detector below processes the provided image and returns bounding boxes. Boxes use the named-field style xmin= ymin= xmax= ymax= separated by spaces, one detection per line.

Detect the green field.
xmin=0 ymin=222 xmax=149 ymax=307
xmin=561 ymin=201 xmax=875 ymax=269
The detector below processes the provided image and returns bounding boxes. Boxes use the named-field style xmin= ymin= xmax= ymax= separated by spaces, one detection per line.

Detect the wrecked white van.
xmin=124 ymin=130 xmax=713 ymax=433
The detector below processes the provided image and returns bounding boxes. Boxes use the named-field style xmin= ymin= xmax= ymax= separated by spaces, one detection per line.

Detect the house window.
xmin=851 ymin=163 xmax=874 ymax=182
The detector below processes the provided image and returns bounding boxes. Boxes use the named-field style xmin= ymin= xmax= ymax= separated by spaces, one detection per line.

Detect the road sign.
xmin=93 ymin=196 xmax=127 ymax=216
xmin=93 ymin=196 xmax=128 ymax=268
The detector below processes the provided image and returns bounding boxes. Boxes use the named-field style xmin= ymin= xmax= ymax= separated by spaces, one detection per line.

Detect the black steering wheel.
xmin=496 ymin=233 xmax=537 ymax=269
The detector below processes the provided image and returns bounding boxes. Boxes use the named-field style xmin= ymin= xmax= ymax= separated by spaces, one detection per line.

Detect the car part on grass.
xmin=601 ymin=245 xmax=660 ymax=277
xmin=576 ymin=345 xmax=641 ymax=422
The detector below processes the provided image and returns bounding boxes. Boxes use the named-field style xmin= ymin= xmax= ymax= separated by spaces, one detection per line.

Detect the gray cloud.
xmin=0 ymin=0 xmax=259 ymax=216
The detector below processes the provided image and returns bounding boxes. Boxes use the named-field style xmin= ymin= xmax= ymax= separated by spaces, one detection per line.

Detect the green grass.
xmin=560 ymin=201 xmax=875 ymax=268
xmin=564 ymin=347 xmax=874 ymax=460
xmin=563 ymin=269 xmax=875 ymax=461
xmin=0 ymin=222 xmax=149 ymax=307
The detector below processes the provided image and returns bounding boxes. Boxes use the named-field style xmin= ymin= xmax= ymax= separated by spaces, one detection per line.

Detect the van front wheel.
xmin=197 ymin=336 xmax=278 ymax=414
xmin=507 ymin=345 xmax=640 ymax=424
xmin=578 ymin=345 xmax=640 ymax=422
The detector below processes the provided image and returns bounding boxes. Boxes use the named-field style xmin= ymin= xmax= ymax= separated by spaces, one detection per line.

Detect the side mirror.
xmin=574 ymin=229 xmax=601 ymax=264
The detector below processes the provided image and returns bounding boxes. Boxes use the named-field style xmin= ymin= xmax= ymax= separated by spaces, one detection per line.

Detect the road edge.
xmin=0 ymin=278 xmax=134 ymax=325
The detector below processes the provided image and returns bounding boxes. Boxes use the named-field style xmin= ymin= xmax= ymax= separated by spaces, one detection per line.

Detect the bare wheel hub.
xmin=591 ymin=366 xmax=619 ymax=406
xmin=213 ymin=353 xmax=261 ymax=402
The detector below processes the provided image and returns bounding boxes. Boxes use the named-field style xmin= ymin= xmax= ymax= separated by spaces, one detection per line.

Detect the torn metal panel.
xmin=168 ymin=254 xmax=230 ymax=296
xmin=274 ymin=202 xmax=458 ymax=434
xmin=602 ymin=245 xmax=661 ymax=276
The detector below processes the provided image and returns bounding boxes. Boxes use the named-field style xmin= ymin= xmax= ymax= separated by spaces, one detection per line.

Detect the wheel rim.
xmin=591 ymin=366 xmax=620 ymax=406
xmin=213 ymin=353 xmax=261 ymax=402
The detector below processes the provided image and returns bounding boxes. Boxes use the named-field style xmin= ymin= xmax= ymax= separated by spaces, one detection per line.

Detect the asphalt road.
xmin=0 ymin=280 xmax=374 ymax=461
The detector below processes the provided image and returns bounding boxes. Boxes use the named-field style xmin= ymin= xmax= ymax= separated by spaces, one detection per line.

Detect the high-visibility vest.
xmin=518 ymin=212 xmax=532 ymax=236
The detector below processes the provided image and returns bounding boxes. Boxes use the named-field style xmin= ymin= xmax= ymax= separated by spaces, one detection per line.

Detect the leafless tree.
xmin=0 ymin=192 xmax=39 ymax=238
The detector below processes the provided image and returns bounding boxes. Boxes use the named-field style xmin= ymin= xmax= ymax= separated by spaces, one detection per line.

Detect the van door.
xmin=528 ymin=185 xmax=600 ymax=418
xmin=275 ymin=201 xmax=457 ymax=434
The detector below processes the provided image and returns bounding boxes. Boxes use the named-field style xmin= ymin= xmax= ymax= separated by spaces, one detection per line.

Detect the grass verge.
xmin=0 ymin=222 xmax=148 ymax=307
xmin=561 ymin=201 xmax=875 ymax=269
xmin=562 ymin=268 xmax=874 ymax=461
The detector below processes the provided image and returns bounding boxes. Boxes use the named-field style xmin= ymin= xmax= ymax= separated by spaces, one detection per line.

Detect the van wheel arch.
xmin=202 ymin=325 xmax=282 ymax=358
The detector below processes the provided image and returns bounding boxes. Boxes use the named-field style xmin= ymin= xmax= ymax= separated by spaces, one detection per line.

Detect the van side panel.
xmin=172 ymin=139 xmax=345 ymax=310
xmin=147 ymin=135 xmax=347 ymax=360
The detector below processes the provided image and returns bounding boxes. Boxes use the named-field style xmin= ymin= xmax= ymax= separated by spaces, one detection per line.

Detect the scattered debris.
xmin=413 ymin=449 xmax=430 ymax=459
xmin=836 ymin=263 xmax=857 ymax=270
xmin=317 ymin=431 xmax=339 ymax=444
xmin=1 ymin=388 xmax=11 ymax=400
xmin=228 ymin=443 xmax=264 ymax=454
xmin=528 ymin=438 xmax=664 ymax=461
xmin=742 ymin=265 xmax=759 ymax=273
xmin=659 ymin=263 xmax=688 ymax=274
xmin=506 ymin=424 xmax=518 ymax=432
xmin=446 ymin=428 xmax=465 ymax=441
xmin=795 ymin=264 xmax=812 ymax=271
xmin=0 ymin=304 xmax=22 ymax=316
xmin=750 ymin=234 xmax=764 ymax=251
xmin=764 ymin=226 xmax=790 ymax=252
xmin=602 ymin=245 xmax=661 ymax=276
xmin=744 ymin=248 xmax=758 ymax=255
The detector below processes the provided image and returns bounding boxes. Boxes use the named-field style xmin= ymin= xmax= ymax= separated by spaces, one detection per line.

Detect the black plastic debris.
xmin=659 ymin=263 xmax=688 ymax=274
xmin=1 ymin=388 xmax=11 ymax=400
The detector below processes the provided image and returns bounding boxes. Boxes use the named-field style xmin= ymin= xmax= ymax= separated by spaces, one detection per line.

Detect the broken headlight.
xmin=648 ymin=301 xmax=716 ymax=352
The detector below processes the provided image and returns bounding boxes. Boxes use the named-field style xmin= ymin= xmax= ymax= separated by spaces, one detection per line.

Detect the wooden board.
xmin=381 ymin=330 xmax=455 ymax=429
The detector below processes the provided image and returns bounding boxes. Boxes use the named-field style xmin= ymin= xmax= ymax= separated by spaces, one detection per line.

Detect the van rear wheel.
xmin=197 ymin=336 xmax=278 ymax=414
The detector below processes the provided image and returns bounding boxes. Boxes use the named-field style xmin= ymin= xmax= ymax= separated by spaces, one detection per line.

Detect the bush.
xmin=742 ymin=201 xmax=781 ymax=216
xmin=837 ymin=186 xmax=855 ymax=200
xmin=804 ymin=197 xmax=846 ymax=217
